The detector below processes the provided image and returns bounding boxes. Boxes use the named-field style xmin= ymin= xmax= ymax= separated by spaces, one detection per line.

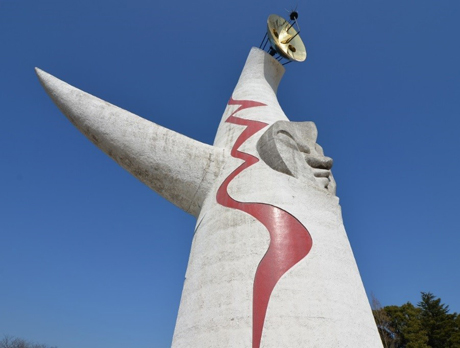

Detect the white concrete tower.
xmin=36 ymin=47 xmax=383 ymax=347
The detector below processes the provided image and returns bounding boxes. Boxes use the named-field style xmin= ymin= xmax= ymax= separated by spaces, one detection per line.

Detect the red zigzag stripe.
xmin=216 ymin=98 xmax=313 ymax=348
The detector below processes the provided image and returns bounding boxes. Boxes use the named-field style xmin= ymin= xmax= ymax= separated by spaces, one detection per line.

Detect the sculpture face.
xmin=257 ymin=121 xmax=336 ymax=194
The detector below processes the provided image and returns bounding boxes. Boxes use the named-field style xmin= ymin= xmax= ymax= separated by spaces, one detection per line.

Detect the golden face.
xmin=267 ymin=14 xmax=307 ymax=62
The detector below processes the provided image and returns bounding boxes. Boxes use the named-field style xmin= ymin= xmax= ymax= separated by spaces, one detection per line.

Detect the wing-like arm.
xmin=36 ymin=68 xmax=225 ymax=217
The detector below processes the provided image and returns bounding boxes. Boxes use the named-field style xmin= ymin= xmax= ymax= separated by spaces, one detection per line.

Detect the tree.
xmin=0 ymin=336 xmax=56 ymax=348
xmin=373 ymin=292 xmax=460 ymax=348
xmin=384 ymin=302 xmax=429 ymax=348
xmin=372 ymin=295 xmax=398 ymax=348
xmin=418 ymin=292 xmax=460 ymax=348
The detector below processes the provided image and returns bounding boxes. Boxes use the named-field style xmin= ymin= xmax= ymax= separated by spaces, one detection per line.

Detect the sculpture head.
xmin=257 ymin=120 xmax=336 ymax=194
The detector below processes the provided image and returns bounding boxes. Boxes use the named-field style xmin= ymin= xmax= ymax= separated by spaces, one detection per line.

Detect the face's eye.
xmin=275 ymin=130 xmax=311 ymax=154
xmin=276 ymin=130 xmax=300 ymax=151
xmin=276 ymin=129 xmax=294 ymax=139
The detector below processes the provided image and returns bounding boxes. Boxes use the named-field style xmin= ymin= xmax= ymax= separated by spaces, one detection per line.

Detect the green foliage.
xmin=417 ymin=292 xmax=460 ymax=348
xmin=373 ymin=292 xmax=460 ymax=348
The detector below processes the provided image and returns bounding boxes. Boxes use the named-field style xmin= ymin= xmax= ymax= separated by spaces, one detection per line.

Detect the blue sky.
xmin=1 ymin=0 xmax=459 ymax=347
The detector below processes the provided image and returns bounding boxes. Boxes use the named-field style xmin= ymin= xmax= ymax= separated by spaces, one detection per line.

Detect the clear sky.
xmin=1 ymin=0 xmax=459 ymax=347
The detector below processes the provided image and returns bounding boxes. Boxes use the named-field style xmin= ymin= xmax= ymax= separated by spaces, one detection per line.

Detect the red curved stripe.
xmin=216 ymin=98 xmax=313 ymax=348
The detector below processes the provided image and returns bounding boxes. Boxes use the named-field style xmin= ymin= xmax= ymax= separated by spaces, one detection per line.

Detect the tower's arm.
xmin=36 ymin=68 xmax=225 ymax=217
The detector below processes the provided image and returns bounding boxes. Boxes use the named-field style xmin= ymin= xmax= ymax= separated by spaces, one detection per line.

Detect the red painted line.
xmin=216 ymin=98 xmax=313 ymax=348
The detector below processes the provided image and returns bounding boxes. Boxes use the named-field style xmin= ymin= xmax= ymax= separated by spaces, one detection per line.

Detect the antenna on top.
xmin=259 ymin=9 xmax=307 ymax=65
xmin=288 ymin=4 xmax=299 ymax=20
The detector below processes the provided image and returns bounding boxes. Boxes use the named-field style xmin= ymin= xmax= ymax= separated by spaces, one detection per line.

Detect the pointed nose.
xmin=306 ymin=155 xmax=333 ymax=170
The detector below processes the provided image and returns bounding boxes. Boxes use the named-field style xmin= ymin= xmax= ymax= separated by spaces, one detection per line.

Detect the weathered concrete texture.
xmin=213 ymin=49 xmax=288 ymax=150
xmin=35 ymin=68 xmax=226 ymax=216
xmin=172 ymin=48 xmax=383 ymax=347
xmin=37 ymin=47 xmax=383 ymax=347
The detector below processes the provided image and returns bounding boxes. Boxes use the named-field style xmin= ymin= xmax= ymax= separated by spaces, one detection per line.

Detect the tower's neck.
xmin=232 ymin=47 xmax=285 ymax=99
xmin=213 ymin=48 xmax=290 ymax=149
